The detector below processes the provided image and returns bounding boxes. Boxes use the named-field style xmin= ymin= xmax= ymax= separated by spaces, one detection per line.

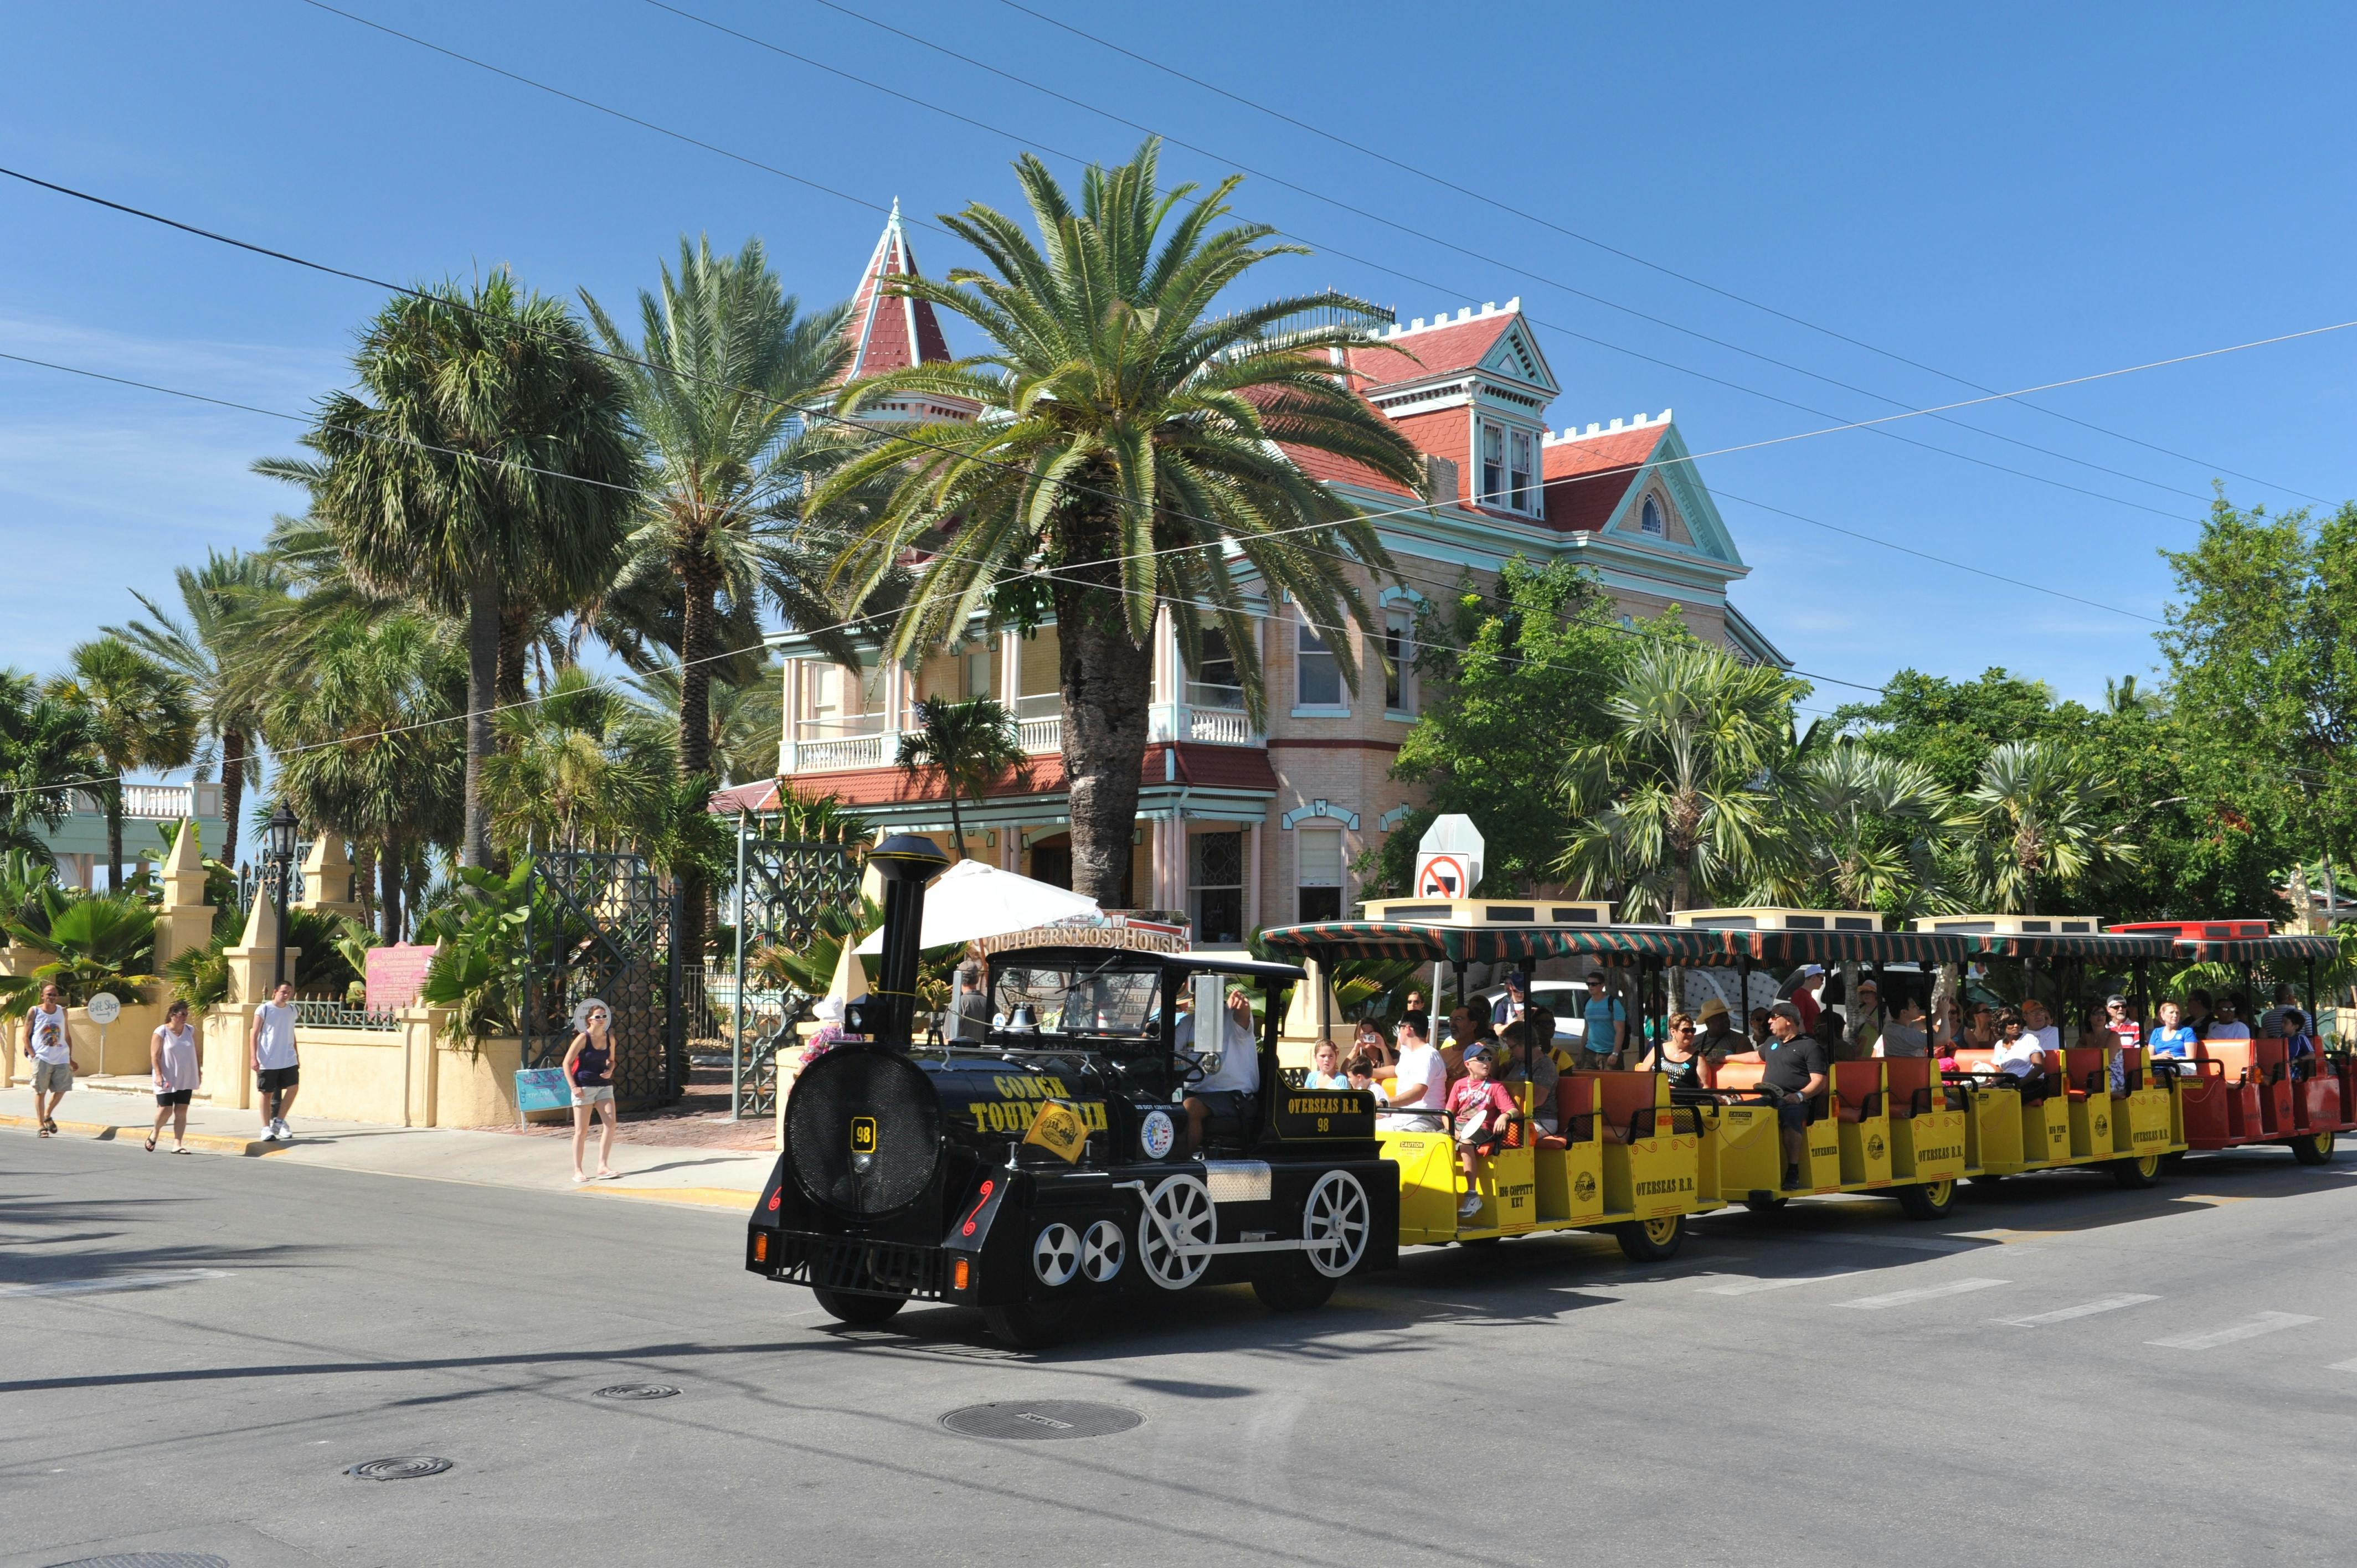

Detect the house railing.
xmin=70 ymin=781 xmax=223 ymax=820
xmin=781 ymin=699 xmax=1262 ymax=775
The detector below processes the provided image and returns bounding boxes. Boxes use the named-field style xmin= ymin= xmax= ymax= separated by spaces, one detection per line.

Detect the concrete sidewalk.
xmin=0 ymin=1083 xmax=772 ymax=1211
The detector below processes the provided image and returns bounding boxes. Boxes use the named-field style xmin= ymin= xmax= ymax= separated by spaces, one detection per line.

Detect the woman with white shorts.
xmin=564 ymin=1000 xmax=620 ymax=1183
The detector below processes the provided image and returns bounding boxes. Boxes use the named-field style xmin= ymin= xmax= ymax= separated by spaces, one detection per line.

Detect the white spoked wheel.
xmin=1031 ymin=1223 xmax=1080 ymax=1287
xmin=1301 ymin=1170 xmax=1372 ymax=1278
xmin=1080 ymin=1220 xmax=1126 ymax=1283
xmin=1138 ymin=1174 xmax=1215 ymax=1290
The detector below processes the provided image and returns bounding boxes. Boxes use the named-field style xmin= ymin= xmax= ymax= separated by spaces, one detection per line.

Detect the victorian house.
xmin=721 ymin=207 xmax=1787 ymax=940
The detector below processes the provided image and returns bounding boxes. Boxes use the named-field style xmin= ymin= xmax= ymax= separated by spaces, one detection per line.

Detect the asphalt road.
xmin=6 ymin=1134 xmax=2356 ymax=1568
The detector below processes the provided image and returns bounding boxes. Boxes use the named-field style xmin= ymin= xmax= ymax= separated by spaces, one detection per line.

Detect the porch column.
xmin=778 ymin=660 xmax=801 ymax=774
xmin=997 ymin=634 xmax=1021 ymax=711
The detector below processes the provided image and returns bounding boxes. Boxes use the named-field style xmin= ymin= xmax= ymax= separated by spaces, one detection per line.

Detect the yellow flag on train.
xmin=1023 ymin=1100 xmax=1089 ymax=1163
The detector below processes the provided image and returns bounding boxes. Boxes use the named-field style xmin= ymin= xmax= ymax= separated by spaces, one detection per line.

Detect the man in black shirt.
xmin=1756 ymin=1001 xmax=1828 ymax=1189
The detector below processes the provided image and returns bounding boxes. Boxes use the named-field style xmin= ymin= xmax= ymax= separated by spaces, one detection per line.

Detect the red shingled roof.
xmin=842 ymin=201 xmax=951 ymax=381
xmin=1343 ymin=313 xmax=1521 ymax=390
xmin=1542 ymin=426 xmax=1664 ymax=533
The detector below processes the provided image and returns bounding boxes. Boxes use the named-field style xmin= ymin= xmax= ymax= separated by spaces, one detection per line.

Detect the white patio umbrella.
xmin=855 ymin=858 xmax=1102 ymax=954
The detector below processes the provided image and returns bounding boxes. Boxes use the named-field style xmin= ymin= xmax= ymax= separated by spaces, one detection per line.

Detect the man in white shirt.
xmin=1174 ymin=986 xmax=1260 ymax=1155
xmin=250 ymin=981 xmax=301 ymax=1141
xmin=2205 ymin=999 xmax=2252 ymax=1041
xmin=23 ymin=982 xmax=77 ymax=1136
xmin=1381 ymin=1016 xmax=1447 ymax=1133
xmin=2021 ymin=998 xmax=2062 ymax=1054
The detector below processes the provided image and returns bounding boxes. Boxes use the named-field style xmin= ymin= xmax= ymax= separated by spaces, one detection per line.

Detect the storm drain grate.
xmin=52 ymin=1557 xmax=230 ymax=1567
xmin=595 ymin=1383 xmax=682 ymax=1400
xmin=346 ymin=1456 xmax=454 ymax=1481
xmin=941 ymin=1400 xmax=1142 ymax=1440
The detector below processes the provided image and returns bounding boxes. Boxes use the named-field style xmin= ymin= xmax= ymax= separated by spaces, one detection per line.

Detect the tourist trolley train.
xmin=745 ymin=838 xmax=2347 ymax=1344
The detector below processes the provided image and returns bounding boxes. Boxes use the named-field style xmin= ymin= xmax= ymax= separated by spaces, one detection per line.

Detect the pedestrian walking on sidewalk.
xmin=24 ymin=982 xmax=77 ymax=1137
xmin=148 ymin=999 xmax=200 ymax=1153
xmin=564 ymin=999 xmax=619 ymax=1183
xmin=251 ymin=982 xmax=300 ymax=1141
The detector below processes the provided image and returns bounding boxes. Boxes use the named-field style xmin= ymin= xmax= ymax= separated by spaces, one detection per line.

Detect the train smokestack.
xmin=863 ymin=834 xmax=950 ymax=1047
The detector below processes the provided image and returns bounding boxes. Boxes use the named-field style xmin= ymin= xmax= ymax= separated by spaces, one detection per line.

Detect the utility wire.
xmin=983 ymin=0 xmax=2334 ymax=508
xmin=115 ymin=10 xmax=2357 ymax=518
xmin=649 ymin=0 xmax=2214 ymax=523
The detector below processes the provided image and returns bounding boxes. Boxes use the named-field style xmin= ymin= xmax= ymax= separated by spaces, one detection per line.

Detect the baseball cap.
xmin=1461 ymin=1039 xmax=1495 ymax=1061
xmin=2106 ymin=993 xmax=2127 ymax=1007
xmin=1506 ymin=970 xmax=1530 ymax=988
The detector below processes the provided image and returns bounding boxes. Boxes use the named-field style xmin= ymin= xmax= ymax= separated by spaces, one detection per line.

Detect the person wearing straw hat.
xmin=563 ymin=998 xmax=620 ymax=1183
xmin=1695 ymin=997 xmax=1747 ymax=1064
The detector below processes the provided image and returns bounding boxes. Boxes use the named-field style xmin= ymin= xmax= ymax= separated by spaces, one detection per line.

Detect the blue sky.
xmin=3 ymin=0 xmax=2351 ymax=727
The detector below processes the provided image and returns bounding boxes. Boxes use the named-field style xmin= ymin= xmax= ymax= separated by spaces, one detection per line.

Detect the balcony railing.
xmin=794 ymin=733 xmax=891 ymax=772
xmin=783 ymin=699 xmax=1262 ymax=775
xmin=70 ymin=781 xmax=223 ymax=820
xmin=1017 ymin=715 xmax=1062 ymax=753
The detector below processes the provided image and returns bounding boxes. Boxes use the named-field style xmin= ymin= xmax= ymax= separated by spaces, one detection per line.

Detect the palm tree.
xmin=263 ymin=611 xmax=465 ymax=942
xmin=47 ymin=637 xmax=198 ymax=891
xmin=0 ymin=891 xmax=157 ymax=1014
xmin=0 ymin=671 xmax=103 ymax=858
xmin=104 ymin=549 xmax=289 ymax=865
xmin=813 ymin=139 xmax=1427 ymax=906
xmin=626 ymin=658 xmax=783 ymax=791
xmin=480 ymin=667 xmax=673 ymax=857
xmin=1764 ymin=741 xmax=1960 ymax=917
xmin=255 ymin=270 xmax=637 ymax=866
xmin=1963 ymin=740 xmax=2138 ymax=914
xmin=896 ymin=695 xmax=1028 ymax=860
xmin=1557 ymin=641 xmax=1805 ymax=917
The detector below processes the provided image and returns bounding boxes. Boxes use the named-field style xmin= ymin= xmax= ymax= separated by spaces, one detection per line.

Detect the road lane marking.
xmin=1698 ymin=1272 xmax=1869 ymax=1296
xmin=1836 ymin=1277 xmax=2009 ymax=1309
xmin=1804 ymin=1234 xmax=1980 ymax=1254
xmin=0 ymin=1269 xmax=229 ymax=1299
xmin=2328 ymin=1357 xmax=2357 ymax=1372
xmin=2147 ymin=1311 xmax=2319 ymax=1349
xmin=1994 ymin=1293 xmax=2160 ymax=1327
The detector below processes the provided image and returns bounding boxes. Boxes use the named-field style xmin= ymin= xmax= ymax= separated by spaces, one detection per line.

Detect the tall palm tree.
xmin=480 ymin=667 xmax=673 ymax=857
xmin=47 ymin=637 xmax=198 ymax=891
xmin=1762 ymin=741 xmax=1960 ymax=917
xmin=1963 ymin=740 xmax=2138 ymax=914
xmin=255 ymin=270 xmax=637 ymax=867
xmin=896 ymin=695 xmax=1028 ymax=860
xmin=1557 ymin=641 xmax=1805 ymax=917
xmin=0 ymin=671 xmax=102 ymax=859
xmin=264 ymin=611 xmax=465 ymax=942
xmin=814 ymin=140 xmax=1427 ymax=906
xmin=626 ymin=658 xmax=783 ymax=790
xmin=104 ymin=548 xmax=289 ymax=865
xmin=583 ymin=236 xmax=857 ymax=960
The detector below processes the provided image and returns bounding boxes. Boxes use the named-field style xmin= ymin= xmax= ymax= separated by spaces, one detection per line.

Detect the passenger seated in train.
xmin=1381 ymin=1015 xmax=1446 ymax=1133
xmin=1344 ymin=1051 xmax=1387 ymax=1105
xmin=1696 ymin=998 xmax=1748 ymax=1062
xmin=1878 ymin=994 xmax=1931 ymax=1058
xmin=1989 ymin=1010 xmax=2046 ymax=1085
xmin=2021 ymin=998 xmax=2062 ymax=1054
xmin=1750 ymin=1002 xmax=1828 ymax=1190
xmin=2185 ymin=989 xmax=2217 ymax=1038
xmin=1637 ymin=1012 xmax=1709 ymax=1091
xmin=1448 ymin=1041 xmax=1520 ymax=1219
xmin=2205 ymin=999 xmax=2252 ymax=1041
xmin=2146 ymin=999 xmax=2198 ymax=1058
xmin=2282 ymin=1009 xmax=2318 ymax=1074
xmin=1303 ymin=1040 xmax=1350 ymax=1090
xmin=1499 ymin=1021 xmax=1561 ymax=1134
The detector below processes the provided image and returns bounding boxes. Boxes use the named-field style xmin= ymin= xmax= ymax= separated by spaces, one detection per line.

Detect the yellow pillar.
xmin=155 ymin=817 xmax=216 ymax=972
xmin=294 ymin=837 xmax=362 ymax=920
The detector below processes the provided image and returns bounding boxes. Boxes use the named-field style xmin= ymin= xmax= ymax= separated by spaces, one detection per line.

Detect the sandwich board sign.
xmin=1414 ymin=815 xmax=1485 ymax=899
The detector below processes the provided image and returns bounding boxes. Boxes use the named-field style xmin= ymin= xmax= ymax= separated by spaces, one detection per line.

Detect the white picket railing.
xmin=1017 ymin=716 xmax=1062 ymax=754
xmin=70 ymin=782 xmax=222 ymax=819
xmin=794 ymin=734 xmax=889 ymax=772
xmin=1186 ymin=707 xmax=1254 ymax=746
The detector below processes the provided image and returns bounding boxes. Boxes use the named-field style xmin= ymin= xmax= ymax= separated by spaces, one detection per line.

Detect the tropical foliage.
xmin=0 ymin=890 xmax=157 ymax=1014
xmin=46 ymin=637 xmax=197 ymax=889
xmin=814 ymin=138 xmax=1427 ymax=904
xmin=896 ymin=695 xmax=1027 ymax=860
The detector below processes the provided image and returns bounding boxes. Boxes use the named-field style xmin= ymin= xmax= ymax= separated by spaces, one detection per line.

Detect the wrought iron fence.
xmin=291 ymin=998 xmax=400 ymax=1032
xmin=728 ymin=835 xmax=861 ymax=1118
xmin=521 ymin=849 xmax=680 ymax=1104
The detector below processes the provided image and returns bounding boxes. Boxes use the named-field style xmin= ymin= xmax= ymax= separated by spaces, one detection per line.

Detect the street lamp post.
xmin=266 ymin=803 xmax=297 ymax=991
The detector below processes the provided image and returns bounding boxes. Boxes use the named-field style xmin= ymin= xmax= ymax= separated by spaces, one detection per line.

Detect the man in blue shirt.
xmin=1580 ymin=969 xmax=1627 ymax=1068
xmin=1491 ymin=972 xmax=1530 ymax=1029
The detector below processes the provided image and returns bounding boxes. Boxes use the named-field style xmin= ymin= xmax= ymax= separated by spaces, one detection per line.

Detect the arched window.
xmin=1640 ymin=495 xmax=1665 ymax=535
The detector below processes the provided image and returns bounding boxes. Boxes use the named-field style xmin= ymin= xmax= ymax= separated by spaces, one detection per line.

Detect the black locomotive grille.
xmin=776 ymin=1232 xmax=949 ymax=1299
xmin=786 ymin=1048 xmax=943 ymax=1218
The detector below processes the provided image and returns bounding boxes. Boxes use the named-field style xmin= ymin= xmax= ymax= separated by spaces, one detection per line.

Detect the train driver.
xmin=1175 ymin=985 xmax=1261 ymax=1156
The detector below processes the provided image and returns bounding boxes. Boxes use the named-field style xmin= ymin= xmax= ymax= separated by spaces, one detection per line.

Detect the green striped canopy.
xmin=1723 ymin=929 xmax=1989 ymax=967
xmin=1984 ymin=930 xmax=2181 ymax=961
xmin=1258 ymin=921 xmax=1734 ymax=966
xmin=2171 ymin=934 xmax=2339 ymax=964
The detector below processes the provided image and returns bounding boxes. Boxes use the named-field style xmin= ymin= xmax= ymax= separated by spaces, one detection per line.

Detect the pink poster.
xmin=366 ymin=943 xmax=439 ymax=1010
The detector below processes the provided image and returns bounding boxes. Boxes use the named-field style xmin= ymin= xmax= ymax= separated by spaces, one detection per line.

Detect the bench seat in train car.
xmin=1702 ymin=1057 xmax=1838 ymax=1199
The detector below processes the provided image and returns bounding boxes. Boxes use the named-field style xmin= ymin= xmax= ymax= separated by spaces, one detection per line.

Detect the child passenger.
xmin=1449 ymin=1040 xmax=1519 ymax=1220
xmin=1304 ymin=1040 xmax=1350 ymax=1090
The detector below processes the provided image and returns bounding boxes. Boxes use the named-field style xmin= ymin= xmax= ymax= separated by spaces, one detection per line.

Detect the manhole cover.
xmin=346 ymin=1456 xmax=454 ymax=1481
xmin=594 ymin=1383 xmax=681 ymax=1400
xmin=940 ymin=1401 xmax=1142 ymax=1440
xmin=52 ymin=1557 xmax=230 ymax=1567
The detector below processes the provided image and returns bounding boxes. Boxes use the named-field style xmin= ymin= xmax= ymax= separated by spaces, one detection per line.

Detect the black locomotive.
xmin=745 ymin=834 xmax=1399 ymax=1347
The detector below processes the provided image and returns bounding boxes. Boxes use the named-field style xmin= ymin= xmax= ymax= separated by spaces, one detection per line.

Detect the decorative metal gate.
xmin=522 ymin=849 xmax=681 ymax=1105
xmin=728 ymin=835 xmax=862 ymax=1118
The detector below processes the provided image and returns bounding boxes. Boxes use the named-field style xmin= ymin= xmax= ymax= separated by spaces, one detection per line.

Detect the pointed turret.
xmin=842 ymin=199 xmax=953 ymax=381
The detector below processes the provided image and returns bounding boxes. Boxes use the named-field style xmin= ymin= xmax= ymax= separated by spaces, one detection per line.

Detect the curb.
xmin=577 ymin=1184 xmax=760 ymax=1211
xmin=1 ymin=1114 xmax=284 ymax=1158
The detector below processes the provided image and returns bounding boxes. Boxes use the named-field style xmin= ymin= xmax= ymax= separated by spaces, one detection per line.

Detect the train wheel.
xmin=1301 ymin=1171 xmax=1373 ymax=1278
xmin=982 ymin=1300 xmax=1076 ymax=1350
xmin=2291 ymin=1129 xmax=2336 ymax=1165
xmin=812 ymin=1288 xmax=905 ymax=1327
xmin=1615 ymin=1215 xmax=1684 ymax=1262
xmin=1895 ymin=1178 xmax=1957 ymax=1220
xmin=1253 ymin=1256 xmax=1339 ymax=1312
xmin=2111 ymin=1152 xmax=2163 ymax=1189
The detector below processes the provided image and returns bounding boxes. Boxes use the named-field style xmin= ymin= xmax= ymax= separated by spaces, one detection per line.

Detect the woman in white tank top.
xmin=149 ymin=999 xmax=200 ymax=1153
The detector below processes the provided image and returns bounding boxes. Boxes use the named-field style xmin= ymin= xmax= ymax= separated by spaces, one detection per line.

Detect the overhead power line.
xmin=982 ymin=0 xmax=2334 ymax=508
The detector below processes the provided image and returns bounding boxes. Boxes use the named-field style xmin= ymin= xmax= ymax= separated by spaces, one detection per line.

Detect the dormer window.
xmin=1640 ymin=496 xmax=1665 ymax=536
xmin=1481 ymin=424 xmax=1505 ymax=508
xmin=1478 ymin=419 xmax=1539 ymax=515
xmin=1511 ymin=431 xmax=1534 ymax=511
